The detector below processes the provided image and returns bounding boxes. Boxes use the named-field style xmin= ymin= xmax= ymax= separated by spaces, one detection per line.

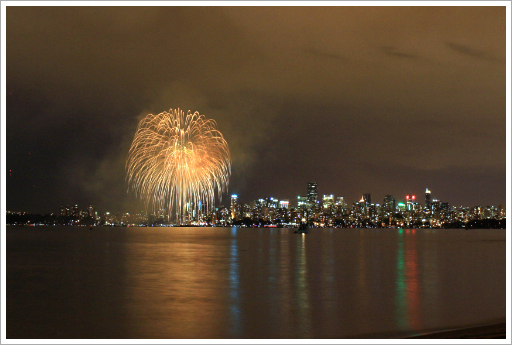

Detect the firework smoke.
xmin=126 ymin=108 xmax=231 ymax=223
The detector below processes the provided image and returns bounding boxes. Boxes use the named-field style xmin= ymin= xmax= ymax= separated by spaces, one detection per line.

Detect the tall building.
xmin=88 ymin=205 xmax=95 ymax=218
xmin=425 ymin=188 xmax=432 ymax=211
xmin=497 ymin=205 xmax=505 ymax=219
xmin=72 ymin=205 xmax=80 ymax=218
xmin=432 ymin=199 xmax=441 ymax=212
xmin=359 ymin=194 xmax=372 ymax=217
xmin=297 ymin=196 xmax=308 ymax=209
xmin=397 ymin=202 xmax=406 ymax=212
xmin=265 ymin=197 xmax=278 ymax=209
xmin=406 ymin=195 xmax=416 ymax=211
xmin=334 ymin=197 xmax=347 ymax=217
xmin=383 ymin=195 xmax=395 ymax=213
xmin=279 ymin=200 xmax=289 ymax=209
xmin=307 ymin=182 xmax=318 ymax=205
xmin=355 ymin=197 xmax=366 ymax=217
xmin=335 ymin=197 xmax=346 ymax=207
xmin=231 ymin=195 xmax=238 ymax=220
xmin=322 ymin=195 xmax=334 ymax=209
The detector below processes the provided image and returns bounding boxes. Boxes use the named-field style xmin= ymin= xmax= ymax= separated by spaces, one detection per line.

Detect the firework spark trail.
xmin=126 ymin=108 xmax=231 ymax=223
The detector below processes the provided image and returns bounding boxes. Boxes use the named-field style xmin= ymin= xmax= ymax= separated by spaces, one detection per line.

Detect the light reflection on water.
xmin=296 ymin=233 xmax=311 ymax=338
xmin=229 ymin=227 xmax=241 ymax=337
xmin=395 ymin=229 xmax=408 ymax=331
xmin=395 ymin=229 xmax=423 ymax=332
xmin=7 ymin=227 xmax=506 ymax=338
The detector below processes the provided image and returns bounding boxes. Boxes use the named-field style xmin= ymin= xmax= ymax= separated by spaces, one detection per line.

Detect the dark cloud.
xmin=304 ymin=47 xmax=348 ymax=62
xmin=6 ymin=6 xmax=506 ymax=214
xmin=380 ymin=46 xmax=417 ymax=59
xmin=445 ymin=41 xmax=505 ymax=63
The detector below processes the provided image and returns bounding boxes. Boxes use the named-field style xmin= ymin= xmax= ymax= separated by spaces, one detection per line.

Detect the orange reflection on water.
xmin=404 ymin=229 xmax=421 ymax=330
xmin=123 ymin=228 xmax=230 ymax=338
xmin=295 ymin=233 xmax=312 ymax=337
xmin=357 ymin=230 xmax=369 ymax=313
xmin=395 ymin=229 xmax=422 ymax=332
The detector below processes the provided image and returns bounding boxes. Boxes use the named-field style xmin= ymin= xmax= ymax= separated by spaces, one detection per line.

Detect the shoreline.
xmin=408 ymin=322 xmax=506 ymax=339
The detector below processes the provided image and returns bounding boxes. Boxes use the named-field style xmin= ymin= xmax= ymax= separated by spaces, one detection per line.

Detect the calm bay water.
xmin=6 ymin=226 xmax=506 ymax=339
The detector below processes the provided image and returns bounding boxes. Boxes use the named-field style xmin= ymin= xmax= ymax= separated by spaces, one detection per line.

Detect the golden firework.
xmin=126 ymin=108 xmax=231 ymax=223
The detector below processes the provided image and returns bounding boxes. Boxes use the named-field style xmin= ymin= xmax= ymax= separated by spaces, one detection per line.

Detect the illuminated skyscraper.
xmin=355 ymin=196 xmax=366 ymax=216
xmin=425 ymin=188 xmax=432 ymax=211
xmin=307 ymin=182 xmax=318 ymax=205
xmin=322 ymin=195 xmax=334 ymax=209
xmin=265 ymin=197 xmax=278 ymax=209
xmin=432 ymin=199 xmax=441 ymax=212
xmin=72 ymin=205 xmax=80 ymax=218
xmin=335 ymin=197 xmax=346 ymax=208
xmin=88 ymin=205 xmax=95 ymax=218
xmin=231 ymin=195 xmax=238 ymax=220
xmin=297 ymin=196 xmax=308 ymax=209
xmin=406 ymin=195 xmax=416 ymax=211
xmin=383 ymin=195 xmax=395 ymax=212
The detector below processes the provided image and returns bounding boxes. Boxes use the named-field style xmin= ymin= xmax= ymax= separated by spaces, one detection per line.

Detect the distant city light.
xmin=5 ymin=185 xmax=505 ymax=228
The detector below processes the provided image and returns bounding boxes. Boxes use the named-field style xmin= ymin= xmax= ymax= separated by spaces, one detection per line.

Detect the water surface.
xmin=7 ymin=227 xmax=506 ymax=338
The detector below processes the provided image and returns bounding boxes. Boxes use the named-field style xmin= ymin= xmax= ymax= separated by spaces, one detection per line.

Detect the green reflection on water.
xmin=395 ymin=229 xmax=424 ymax=332
xmin=395 ymin=229 xmax=407 ymax=330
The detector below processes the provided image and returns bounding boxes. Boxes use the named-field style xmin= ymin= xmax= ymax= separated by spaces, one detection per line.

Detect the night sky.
xmin=6 ymin=6 xmax=506 ymax=214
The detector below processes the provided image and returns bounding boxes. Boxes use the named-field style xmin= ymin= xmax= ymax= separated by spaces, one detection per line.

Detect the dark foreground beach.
xmin=409 ymin=322 xmax=506 ymax=339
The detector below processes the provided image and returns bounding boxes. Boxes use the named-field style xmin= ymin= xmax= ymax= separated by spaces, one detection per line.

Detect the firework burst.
xmin=126 ymin=108 xmax=231 ymax=223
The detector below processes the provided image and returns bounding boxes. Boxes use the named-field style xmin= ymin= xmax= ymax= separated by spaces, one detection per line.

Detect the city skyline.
xmin=6 ymin=182 xmax=506 ymax=229
xmin=5 ymin=5 xmax=507 ymax=215
xmin=6 ymin=183 xmax=505 ymax=217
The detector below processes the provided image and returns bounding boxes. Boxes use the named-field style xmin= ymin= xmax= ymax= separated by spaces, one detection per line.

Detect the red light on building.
xmin=406 ymin=195 xmax=409 ymax=199
xmin=412 ymin=195 xmax=415 ymax=200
